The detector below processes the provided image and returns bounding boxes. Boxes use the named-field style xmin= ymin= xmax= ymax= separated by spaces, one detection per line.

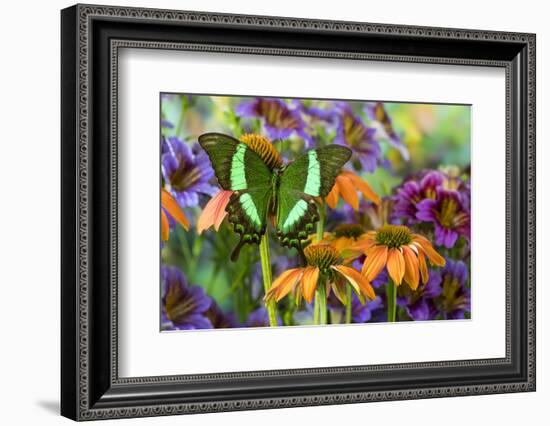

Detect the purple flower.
xmin=291 ymin=99 xmax=339 ymax=124
xmin=161 ymin=137 xmax=217 ymax=208
xmin=334 ymin=107 xmax=381 ymax=172
xmin=161 ymin=266 xmax=213 ymax=330
xmin=397 ymin=258 xmax=470 ymax=320
xmin=205 ymin=302 xmax=241 ymax=328
xmin=397 ymin=270 xmax=442 ymax=321
xmin=161 ymin=119 xmax=174 ymax=129
xmin=393 ymin=170 xmax=445 ymax=223
xmin=245 ymin=307 xmax=282 ymax=327
xmin=433 ymin=259 xmax=470 ymax=319
xmin=236 ymin=98 xmax=312 ymax=146
xmin=371 ymin=268 xmax=389 ymax=289
xmin=349 ymin=294 xmax=384 ymax=323
xmin=327 ymin=292 xmax=384 ymax=323
xmin=365 ymin=102 xmax=409 ymax=161
xmin=416 ymin=188 xmax=470 ymax=248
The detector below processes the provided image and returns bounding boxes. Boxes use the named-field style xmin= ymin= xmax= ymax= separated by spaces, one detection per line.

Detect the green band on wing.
xmin=230 ymin=144 xmax=247 ymax=190
xmin=282 ymin=199 xmax=308 ymax=231
xmin=239 ymin=193 xmax=262 ymax=227
xmin=304 ymin=150 xmax=321 ymax=196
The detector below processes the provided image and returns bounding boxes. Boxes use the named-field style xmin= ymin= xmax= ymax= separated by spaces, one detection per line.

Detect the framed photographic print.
xmin=61 ymin=4 xmax=536 ymax=421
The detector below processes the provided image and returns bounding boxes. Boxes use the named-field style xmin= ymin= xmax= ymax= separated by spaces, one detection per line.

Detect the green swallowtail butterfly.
xmin=198 ymin=133 xmax=352 ymax=261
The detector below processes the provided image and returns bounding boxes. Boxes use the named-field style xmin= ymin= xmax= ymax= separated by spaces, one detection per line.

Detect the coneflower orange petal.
xmin=325 ymin=183 xmax=339 ymax=209
xmin=333 ymin=265 xmax=376 ymax=300
xmin=332 ymin=236 xmax=352 ymax=253
xmin=301 ymin=266 xmax=320 ymax=304
xmin=197 ymin=190 xmax=232 ymax=234
xmin=412 ymin=235 xmax=446 ymax=267
xmin=361 ymin=245 xmax=388 ymax=281
xmin=336 ymin=175 xmax=359 ymax=210
xmin=417 ymin=249 xmax=429 ymax=284
xmin=353 ymin=235 xmax=376 ymax=254
xmin=342 ymin=171 xmax=381 ymax=205
xmin=275 ymin=268 xmax=304 ymax=301
xmin=402 ymin=246 xmax=420 ymax=290
xmin=386 ymin=248 xmax=405 ymax=285
xmin=266 ymin=268 xmax=301 ymax=302
xmin=161 ymin=209 xmax=169 ymax=241
xmin=161 ymin=189 xmax=190 ymax=231
xmin=330 ymin=279 xmax=347 ymax=305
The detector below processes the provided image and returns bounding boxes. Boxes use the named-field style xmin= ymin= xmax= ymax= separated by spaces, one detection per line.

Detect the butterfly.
xmin=198 ymin=133 xmax=352 ymax=261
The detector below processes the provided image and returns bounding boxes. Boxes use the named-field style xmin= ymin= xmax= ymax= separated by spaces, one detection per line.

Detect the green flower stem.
xmin=316 ymin=276 xmax=328 ymax=325
xmin=386 ymin=278 xmax=397 ymax=322
xmin=260 ymin=233 xmax=278 ymax=327
xmin=316 ymin=203 xmax=326 ymax=242
xmin=345 ymin=286 xmax=352 ymax=324
xmin=313 ymin=295 xmax=320 ymax=324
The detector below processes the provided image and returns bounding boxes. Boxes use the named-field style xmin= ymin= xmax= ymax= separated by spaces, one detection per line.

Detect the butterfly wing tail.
xmin=230 ymin=239 xmax=246 ymax=262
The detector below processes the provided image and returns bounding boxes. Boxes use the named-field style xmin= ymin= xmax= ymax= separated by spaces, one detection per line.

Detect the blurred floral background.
xmin=160 ymin=94 xmax=471 ymax=331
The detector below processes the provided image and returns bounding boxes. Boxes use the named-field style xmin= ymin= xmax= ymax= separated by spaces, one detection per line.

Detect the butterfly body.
xmin=198 ymin=133 xmax=351 ymax=261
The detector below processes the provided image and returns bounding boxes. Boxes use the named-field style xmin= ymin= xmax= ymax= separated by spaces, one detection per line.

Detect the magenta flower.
xmin=393 ymin=171 xmax=445 ymax=223
xmin=416 ymin=188 xmax=470 ymax=248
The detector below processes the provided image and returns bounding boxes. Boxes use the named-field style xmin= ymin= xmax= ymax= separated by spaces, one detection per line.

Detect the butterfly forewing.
xmin=199 ymin=133 xmax=273 ymax=260
xmin=276 ymin=145 xmax=351 ymax=248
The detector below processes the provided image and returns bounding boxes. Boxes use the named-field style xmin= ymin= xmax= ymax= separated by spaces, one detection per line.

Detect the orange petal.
xmin=352 ymin=235 xmax=376 ymax=254
xmin=412 ymin=235 xmax=446 ymax=266
xmin=342 ymin=171 xmax=381 ymax=205
xmin=325 ymin=182 xmax=339 ymax=209
xmin=161 ymin=209 xmax=169 ymax=241
xmin=266 ymin=268 xmax=302 ymax=302
xmin=330 ymin=279 xmax=348 ymax=304
xmin=386 ymin=248 xmax=405 ymax=285
xmin=161 ymin=189 xmax=190 ymax=231
xmin=336 ymin=174 xmax=359 ymax=210
xmin=300 ymin=266 xmax=320 ymax=304
xmin=332 ymin=236 xmax=352 ymax=254
xmin=196 ymin=190 xmax=232 ymax=234
xmin=417 ymin=249 xmax=429 ymax=284
xmin=361 ymin=245 xmax=388 ymax=281
xmin=333 ymin=265 xmax=375 ymax=300
xmin=402 ymin=246 xmax=420 ymax=290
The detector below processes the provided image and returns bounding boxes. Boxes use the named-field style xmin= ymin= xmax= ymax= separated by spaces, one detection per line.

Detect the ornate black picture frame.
xmin=61 ymin=3 xmax=536 ymax=421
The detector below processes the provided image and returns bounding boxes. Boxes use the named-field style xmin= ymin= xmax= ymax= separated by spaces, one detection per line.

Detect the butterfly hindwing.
xmin=198 ymin=133 xmax=273 ymax=260
xmin=276 ymin=145 xmax=351 ymax=248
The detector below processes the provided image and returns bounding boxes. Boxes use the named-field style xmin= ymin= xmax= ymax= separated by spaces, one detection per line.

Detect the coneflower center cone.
xmin=304 ymin=244 xmax=340 ymax=274
xmin=334 ymin=223 xmax=365 ymax=240
xmin=375 ymin=224 xmax=412 ymax=248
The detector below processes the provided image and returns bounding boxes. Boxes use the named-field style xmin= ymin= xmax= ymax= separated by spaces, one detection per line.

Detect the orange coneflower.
xmin=322 ymin=223 xmax=371 ymax=260
xmin=356 ymin=224 xmax=445 ymax=290
xmin=196 ymin=190 xmax=233 ymax=234
xmin=266 ymin=243 xmax=375 ymax=306
xmin=325 ymin=170 xmax=380 ymax=211
xmin=161 ymin=189 xmax=189 ymax=241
